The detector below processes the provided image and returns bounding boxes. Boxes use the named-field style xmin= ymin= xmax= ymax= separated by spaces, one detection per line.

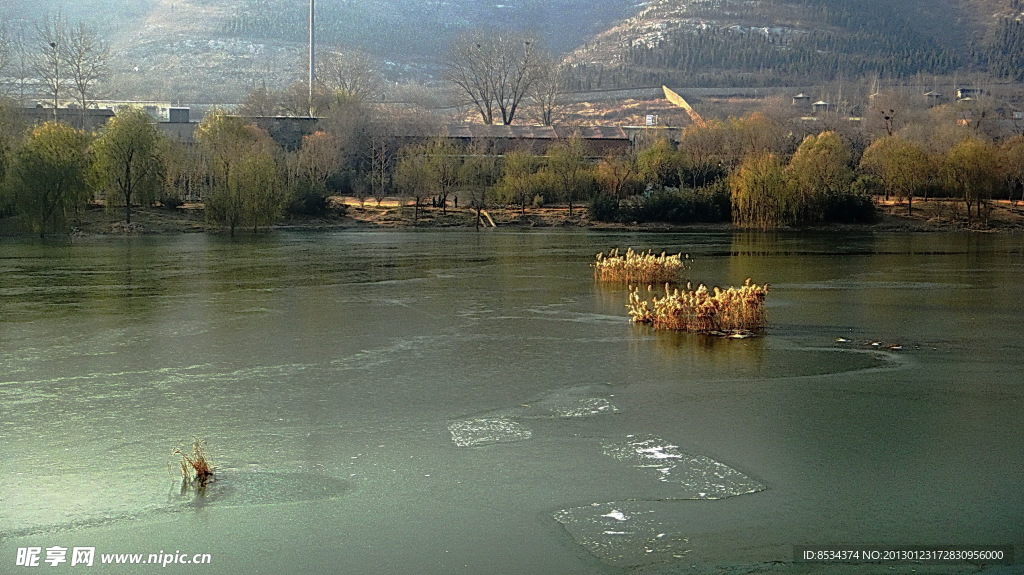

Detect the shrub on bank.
xmin=287 ymin=183 xmax=328 ymax=217
xmin=589 ymin=185 xmax=731 ymax=224
xmin=822 ymin=191 xmax=876 ymax=223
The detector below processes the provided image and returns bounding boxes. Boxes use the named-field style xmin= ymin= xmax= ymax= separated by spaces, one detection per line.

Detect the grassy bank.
xmin=3 ymin=198 xmax=1023 ymax=237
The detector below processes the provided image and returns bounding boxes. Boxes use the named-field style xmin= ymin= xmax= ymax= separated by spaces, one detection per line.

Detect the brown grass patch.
xmin=173 ymin=438 xmax=216 ymax=487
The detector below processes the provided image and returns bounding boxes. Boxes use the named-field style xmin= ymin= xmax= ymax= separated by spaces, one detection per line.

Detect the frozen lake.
xmin=1 ymin=230 xmax=1021 ymax=574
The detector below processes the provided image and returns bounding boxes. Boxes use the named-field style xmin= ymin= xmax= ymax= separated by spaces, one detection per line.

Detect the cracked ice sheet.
xmin=604 ymin=435 xmax=765 ymax=499
xmin=541 ymin=396 xmax=619 ymax=418
xmin=447 ymin=418 xmax=532 ymax=447
xmin=553 ymin=501 xmax=692 ymax=568
xmin=486 ymin=385 xmax=621 ymax=420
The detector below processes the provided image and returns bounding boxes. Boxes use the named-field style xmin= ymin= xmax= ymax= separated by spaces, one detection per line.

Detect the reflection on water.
xmin=170 ymin=471 xmax=351 ymax=509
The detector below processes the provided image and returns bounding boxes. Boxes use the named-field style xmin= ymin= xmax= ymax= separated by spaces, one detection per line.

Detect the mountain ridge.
xmin=563 ymin=0 xmax=1024 ymax=90
xmin=2 ymin=0 xmax=1022 ymax=105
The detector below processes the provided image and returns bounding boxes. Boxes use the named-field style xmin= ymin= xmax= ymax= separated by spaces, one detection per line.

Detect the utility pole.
xmin=308 ymin=0 xmax=315 ymax=117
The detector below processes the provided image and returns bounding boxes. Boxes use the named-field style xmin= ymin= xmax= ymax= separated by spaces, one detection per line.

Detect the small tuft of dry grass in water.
xmin=593 ymin=248 xmax=690 ymax=284
xmin=173 ymin=439 xmax=216 ymax=487
xmin=628 ymin=279 xmax=769 ymax=334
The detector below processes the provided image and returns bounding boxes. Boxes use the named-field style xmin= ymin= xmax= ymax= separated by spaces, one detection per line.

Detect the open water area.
xmin=0 ymin=230 xmax=1021 ymax=574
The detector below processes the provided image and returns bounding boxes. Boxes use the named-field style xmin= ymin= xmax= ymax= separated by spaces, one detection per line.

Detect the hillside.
xmin=3 ymin=0 xmax=1023 ymax=106
xmin=0 ymin=0 xmax=636 ymax=103
xmin=563 ymin=0 xmax=1024 ymax=90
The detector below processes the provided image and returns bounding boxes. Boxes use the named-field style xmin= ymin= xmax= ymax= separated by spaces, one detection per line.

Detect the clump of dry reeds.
xmin=173 ymin=439 xmax=216 ymax=487
xmin=593 ymin=248 xmax=689 ymax=284
xmin=627 ymin=279 xmax=769 ymax=334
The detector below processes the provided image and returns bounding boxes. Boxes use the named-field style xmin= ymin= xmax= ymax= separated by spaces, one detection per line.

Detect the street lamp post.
xmin=50 ymin=41 xmax=58 ymax=121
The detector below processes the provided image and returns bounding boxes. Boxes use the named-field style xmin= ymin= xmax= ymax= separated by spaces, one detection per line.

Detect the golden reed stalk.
xmin=593 ymin=248 xmax=689 ymax=284
xmin=627 ymin=279 xmax=769 ymax=334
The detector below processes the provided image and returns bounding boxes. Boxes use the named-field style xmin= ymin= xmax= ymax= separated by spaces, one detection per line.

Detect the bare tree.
xmin=491 ymin=34 xmax=543 ymax=126
xmin=316 ymin=49 xmax=383 ymax=103
xmin=530 ymin=58 xmax=564 ymax=126
xmin=445 ymin=30 xmax=547 ymax=125
xmin=279 ymin=80 xmax=333 ymax=117
xmin=0 ymin=22 xmax=12 ymax=88
xmin=64 ymin=21 xmax=110 ymax=117
xmin=364 ymin=110 xmax=424 ymax=207
xmin=296 ymin=130 xmax=343 ymax=189
xmin=445 ymin=32 xmax=496 ymax=124
xmin=33 ymin=13 xmax=69 ymax=119
xmin=238 ymin=84 xmax=282 ymax=117
xmin=10 ymin=25 xmax=35 ymax=104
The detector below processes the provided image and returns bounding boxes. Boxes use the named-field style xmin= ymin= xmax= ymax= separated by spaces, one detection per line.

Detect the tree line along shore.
xmin=2 ymin=94 xmax=1024 ymax=237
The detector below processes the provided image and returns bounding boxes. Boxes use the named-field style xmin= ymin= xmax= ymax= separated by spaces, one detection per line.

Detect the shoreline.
xmin=3 ymin=199 xmax=1023 ymax=238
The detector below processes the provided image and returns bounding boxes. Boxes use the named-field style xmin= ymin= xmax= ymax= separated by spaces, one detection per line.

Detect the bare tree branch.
xmin=445 ymin=31 xmax=548 ymax=125
xmin=64 ymin=21 xmax=110 ymax=113
xmin=316 ymin=49 xmax=383 ymax=103
xmin=445 ymin=31 xmax=497 ymax=124
xmin=530 ymin=58 xmax=565 ymax=126
xmin=0 ymin=22 xmax=12 ymax=85
xmin=9 ymin=24 xmax=35 ymax=104
xmin=33 ymin=12 xmax=69 ymax=116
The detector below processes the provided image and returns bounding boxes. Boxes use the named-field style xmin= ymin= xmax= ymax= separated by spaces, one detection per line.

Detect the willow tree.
xmin=195 ymin=112 xmax=285 ymax=234
xmin=723 ymin=112 xmax=789 ymax=168
xmin=393 ymin=143 xmax=431 ymax=223
xmin=999 ymin=135 xmax=1024 ymax=205
xmin=677 ymin=119 xmax=728 ymax=188
xmin=594 ymin=152 xmax=640 ymax=207
xmin=787 ymin=131 xmax=853 ymax=224
xmin=92 ymin=107 xmax=165 ymax=224
xmin=730 ymin=152 xmax=791 ymax=230
xmin=0 ymin=98 xmax=26 ymax=211
xmin=296 ymin=131 xmax=345 ymax=186
xmin=942 ymin=137 xmax=998 ymax=223
xmin=545 ymin=135 xmax=592 ymax=217
xmin=459 ymin=142 xmax=500 ymax=228
xmin=393 ymin=137 xmax=462 ymax=221
xmin=9 ymin=121 xmax=91 ymax=236
xmin=859 ymin=136 xmax=932 ymax=215
xmin=635 ymin=137 xmax=680 ymax=189
xmin=163 ymin=139 xmax=208 ymax=203
xmin=495 ymin=149 xmax=542 ymax=215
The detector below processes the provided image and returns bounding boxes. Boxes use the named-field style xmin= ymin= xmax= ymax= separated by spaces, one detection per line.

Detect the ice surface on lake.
xmin=604 ymin=435 xmax=765 ymax=499
xmin=447 ymin=418 xmax=532 ymax=447
xmin=550 ymin=397 xmax=618 ymax=417
xmin=447 ymin=386 xmax=619 ymax=446
xmin=2 ymin=471 xmax=351 ymax=538
xmin=477 ymin=385 xmax=621 ymax=421
xmin=553 ymin=501 xmax=691 ymax=568
xmin=171 ymin=471 xmax=351 ymax=508
xmin=532 ymin=388 xmax=618 ymax=415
